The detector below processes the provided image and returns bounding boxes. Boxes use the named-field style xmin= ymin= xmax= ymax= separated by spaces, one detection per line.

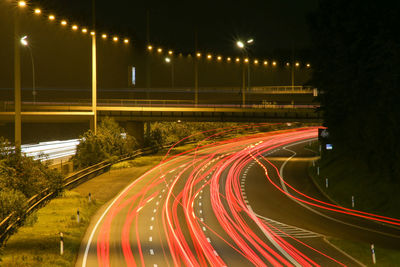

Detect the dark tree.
xmin=309 ymin=0 xmax=400 ymax=180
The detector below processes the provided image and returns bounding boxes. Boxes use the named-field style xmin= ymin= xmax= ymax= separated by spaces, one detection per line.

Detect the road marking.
xmin=150 ymin=249 xmax=154 ymax=255
xmin=213 ymin=250 xmax=219 ymax=256
xmin=150 ymin=225 xmax=153 ymax=230
xmin=199 ymin=202 xmax=202 ymax=206
xmin=156 ymin=201 xmax=159 ymax=205
xmin=149 ymin=236 xmax=153 ymax=242
xmin=202 ymin=227 xmax=207 ymax=231
xmin=207 ymin=237 xmax=211 ymax=243
xmin=153 ymin=209 xmax=157 ymax=213
xmin=151 ymin=217 xmax=155 ymax=221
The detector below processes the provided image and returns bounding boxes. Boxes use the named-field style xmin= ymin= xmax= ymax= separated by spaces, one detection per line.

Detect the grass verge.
xmin=328 ymin=238 xmax=400 ymax=267
xmin=307 ymin=141 xmax=400 ymax=266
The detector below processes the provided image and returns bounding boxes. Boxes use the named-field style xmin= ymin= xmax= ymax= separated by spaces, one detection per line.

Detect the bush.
xmin=0 ymin=137 xmax=63 ymax=224
xmin=72 ymin=117 xmax=138 ymax=169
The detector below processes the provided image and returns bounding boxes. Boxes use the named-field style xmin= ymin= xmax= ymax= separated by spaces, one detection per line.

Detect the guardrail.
xmin=0 ymin=146 xmax=157 ymax=246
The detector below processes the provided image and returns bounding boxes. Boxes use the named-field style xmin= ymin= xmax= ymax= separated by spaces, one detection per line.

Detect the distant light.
xmin=82 ymin=28 xmax=88 ymax=34
xmin=49 ymin=15 xmax=55 ymax=21
xmin=263 ymin=61 xmax=268 ymax=66
xmin=272 ymin=61 xmax=277 ymax=67
xmin=235 ymin=57 xmax=240 ymax=62
xmin=326 ymin=144 xmax=333 ymax=150
xmin=306 ymin=63 xmax=311 ymax=68
xmin=102 ymin=34 xmax=107 ymax=39
xmin=196 ymin=52 xmax=201 ymax=58
xmin=165 ymin=57 xmax=171 ymax=63
xmin=254 ymin=59 xmax=259 ymax=65
xmin=168 ymin=50 xmax=173 ymax=55
xmin=207 ymin=54 xmax=212 ymax=60
xmin=157 ymin=48 xmax=162 ymax=53
xmin=61 ymin=20 xmax=67 ymax=26
xmin=34 ymin=8 xmax=41 ymax=15
xmin=244 ymin=58 xmax=249 ymax=63
xmin=20 ymin=36 xmax=28 ymax=46
xmin=247 ymin=39 xmax=254 ymax=44
xmin=124 ymin=38 xmax=129 ymax=44
xmin=72 ymin=25 xmax=78 ymax=31
xmin=227 ymin=57 xmax=231 ymax=62
xmin=18 ymin=1 xmax=26 ymax=8
xmin=113 ymin=36 xmax=119 ymax=42
xmin=286 ymin=62 xmax=290 ymax=67
xmin=217 ymin=56 xmax=222 ymax=61
xmin=236 ymin=40 xmax=244 ymax=48
xmin=90 ymin=31 xmax=95 ymax=36
xmin=295 ymin=62 xmax=300 ymax=67
xmin=147 ymin=45 xmax=153 ymax=51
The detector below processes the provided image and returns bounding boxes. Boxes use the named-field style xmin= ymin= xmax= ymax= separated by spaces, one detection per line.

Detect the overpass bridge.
xmin=0 ymin=86 xmax=321 ymax=144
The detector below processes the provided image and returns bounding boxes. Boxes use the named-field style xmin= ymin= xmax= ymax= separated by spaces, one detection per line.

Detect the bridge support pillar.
xmin=124 ymin=121 xmax=145 ymax=146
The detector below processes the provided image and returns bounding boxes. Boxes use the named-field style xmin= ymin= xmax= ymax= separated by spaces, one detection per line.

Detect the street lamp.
xmin=20 ymin=36 xmax=36 ymax=103
xmin=165 ymin=57 xmax=174 ymax=88
xmin=236 ymin=38 xmax=254 ymax=106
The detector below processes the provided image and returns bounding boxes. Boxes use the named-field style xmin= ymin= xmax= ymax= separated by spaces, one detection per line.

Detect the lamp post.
xmin=236 ymin=39 xmax=254 ymax=107
xmin=165 ymin=57 xmax=174 ymax=88
xmin=20 ymin=36 xmax=36 ymax=104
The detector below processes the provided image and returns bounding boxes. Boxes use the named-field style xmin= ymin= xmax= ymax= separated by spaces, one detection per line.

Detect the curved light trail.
xmin=80 ymin=125 xmax=400 ymax=267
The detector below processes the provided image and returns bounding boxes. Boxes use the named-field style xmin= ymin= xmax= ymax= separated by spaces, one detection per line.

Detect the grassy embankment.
xmin=308 ymin=141 xmax=400 ymax=266
xmin=0 ymin=143 xmax=196 ymax=266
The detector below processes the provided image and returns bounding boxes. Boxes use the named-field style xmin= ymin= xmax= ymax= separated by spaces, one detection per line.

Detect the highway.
xmin=76 ymin=127 xmax=400 ymax=266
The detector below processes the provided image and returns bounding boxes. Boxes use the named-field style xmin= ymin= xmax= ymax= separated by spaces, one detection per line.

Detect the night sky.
xmin=30 ymin=0 xmax=318 ymax=58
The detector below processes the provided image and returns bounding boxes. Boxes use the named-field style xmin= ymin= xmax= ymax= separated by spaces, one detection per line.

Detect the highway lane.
xmin=76 ymin=127 xmax=400 ymax=266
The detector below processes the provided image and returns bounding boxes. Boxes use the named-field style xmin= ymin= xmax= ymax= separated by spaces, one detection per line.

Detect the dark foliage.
xmin=309 ymin=1 xmax=400 ymax=180
xmin=72 ymin=117 xmax=138 ymax=169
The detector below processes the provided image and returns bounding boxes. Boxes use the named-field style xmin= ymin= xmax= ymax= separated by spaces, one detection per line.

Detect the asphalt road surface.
xmin=76 ymin=127 xmax=400 ymax=266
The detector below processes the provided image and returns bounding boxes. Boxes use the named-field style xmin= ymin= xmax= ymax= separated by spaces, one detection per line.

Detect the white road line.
xmin=149 ymin=236 xmax=153 ymax=242
xmin=156 ymin=201 xmax=159 ymax=205
xmin=150 ymin=225 xmax=153 ymax=230
xmin=150 ymin=249 xmax=154 ymax=255
xmin=153 ymin=209 xmax=157 ymax=213
xmin=151 ymin=217 xmax=155 ymax=221
xmin=202 ymin=227 xmax=207 ymax=231
xmin=207 ymin=237 xmax=211 ymax=243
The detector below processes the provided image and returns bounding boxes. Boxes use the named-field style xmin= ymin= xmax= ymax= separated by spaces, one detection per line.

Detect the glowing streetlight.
xmin=20 ymin=35 xmax=28 ymax=46
xmin=90 ymin=31 xmax=95 ymax=36
xmin=124 ymin=39 xmax=129 ymax=44
xmin=168 ymin=50 xmax=173 ymax=55
xmin=235 ymin=57 xmax=240 ymax=62
xmin=147 ymin=45 xmax=153 ymax=51
xmin=207 ymin=54 xmax=212 ymax=60
xmin=82 ymin=28 xmax=88 ymax=33
xmin=34 ymin=8 xmax=41 ymax=15
xmin=165 ymin=57 xmax=174 ymax=88
xmin=18 ymin=1 xmax=26 ymax=8
xmin=247 ymin=39 xmax=254 ymax=44
xmin=227 ymin=57 xmax=231 ymax=62
xmin=244 ymin=58 xmax=249 ymax=63
xmin=272 ymin=61 xmax=277 ymax=67
xmin=196 ymin=52 xmax=201 ymax=58
xmin=20 ymin=36 xmax=36 ymax=103
xmin=263 ymin=61 xmax=268 ymax=66
xmin=61 ymin=20 xmax=67 ymax=26
xmin=254 ymin=59 xmax=259 ymax=65
xmin=217 ymin=56 xmax=222 ymax=61
xmin=295 ymin=62 xmax=300 ymax=67
xmin=236 ymin=41 xmax=244 ymax=48
xmin=165 ymin=57 xmax=171 ymax=63
xmin=113 ymin=36 xmax=118 ymax=42
xmin=101 ymin=34 xmax=107 ymax=39
xmin=72 ymin=25 xmax=78 ymax=31
xmin=286 ymin=62 xmax=290 ymax=67
xmin=306 ymin=63 xmax=311 ymax=68
xmin=157 ymin=48 xmax=162 ymax=53
xmin=48 ymin=15 xmax=55 ymax=21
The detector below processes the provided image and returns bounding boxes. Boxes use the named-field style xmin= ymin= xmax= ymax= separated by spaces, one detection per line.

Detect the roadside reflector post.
xmin=317 ymin=166 xmax=320 ymax=176
xmin=77 ymin=208 xmax=80 ymax=223
xmin=352 ymin=195 xmax=355 ymax=208
xmin=325 ymin=178 xmax=328 ymax=188
xmin=60 ymin=232 xmax=64 ymax=255
xmin=88 ymin=192 xmax=92 ymax=203
xmin=371 ymin=244 xmax=376 ymax=264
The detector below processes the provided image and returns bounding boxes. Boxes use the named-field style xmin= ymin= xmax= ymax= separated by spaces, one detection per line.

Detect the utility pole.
xmin=14 ymin=6 xmax=22 ymax=150
xmin=145 ymin=9 xmax=151 ymax=136
xmin=92 ymin=0 xmax=97 ymax=134
xmin=194 ymin=30 xmax=199 ymax=106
